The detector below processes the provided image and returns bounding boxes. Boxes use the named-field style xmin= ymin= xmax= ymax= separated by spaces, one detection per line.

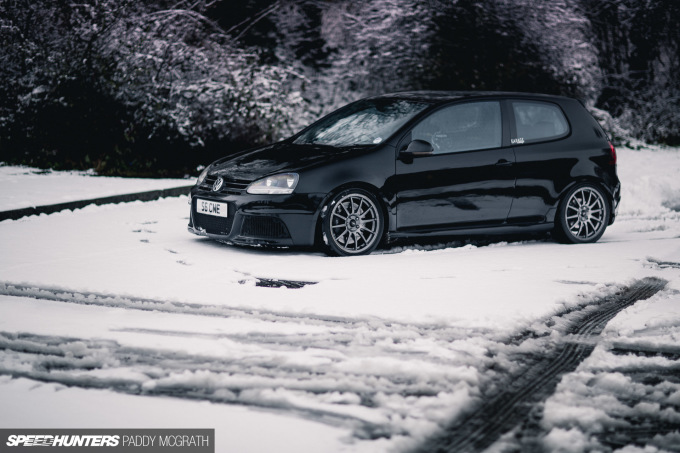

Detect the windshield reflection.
xmin=294 ymin=99 xmax=429 ymax=147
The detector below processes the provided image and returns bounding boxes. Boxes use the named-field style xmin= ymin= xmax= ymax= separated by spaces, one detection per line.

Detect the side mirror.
xmin=399 ymin=139 xmax=433 ymax=163
xmin=406 ymin=139 xmax=434 ymax=155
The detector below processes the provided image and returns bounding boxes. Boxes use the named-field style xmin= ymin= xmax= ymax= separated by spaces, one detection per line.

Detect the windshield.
xmin=293 ymin=99 xmax=429 ymax=146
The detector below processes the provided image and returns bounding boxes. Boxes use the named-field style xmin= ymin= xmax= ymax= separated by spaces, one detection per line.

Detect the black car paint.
xmin=189 ymin=92 xmax=620 ymax=249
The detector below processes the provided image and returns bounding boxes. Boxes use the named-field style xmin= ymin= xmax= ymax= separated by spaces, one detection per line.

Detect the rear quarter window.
xmin=511 ymin=101 xmax=569 ymax=144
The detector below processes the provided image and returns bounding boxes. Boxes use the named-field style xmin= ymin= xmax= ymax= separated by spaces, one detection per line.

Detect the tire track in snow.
xmin=585 ymin=344 xmax=680 ymax=450
xmin=646 ymin=257 xmax=680 ymax=270
xmin=0 ymin=284 xmax=489 ymax=440
xmin=0 ymin=325 xmax=480 ymax=440
xmin=0 ymin=281 xmax=363 ymax=325
xmin=0 ymin=278 xmax=668 ymax=444
xmin=0 ymin=281 xmax=493 ymax=351
xmin=0 ymin=331 xmax=389 ymax=431
xmin=416 ymin=277 xmax=668 ymax=453
xmin=0 ymin=281 xmax=431 ymax=330
xmin=595 ymin=365 xmax=680 ymax=450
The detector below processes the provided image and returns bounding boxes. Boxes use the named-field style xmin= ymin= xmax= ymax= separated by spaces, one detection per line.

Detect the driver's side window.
xmin=412 ymin=101 xmax=502 ymax=154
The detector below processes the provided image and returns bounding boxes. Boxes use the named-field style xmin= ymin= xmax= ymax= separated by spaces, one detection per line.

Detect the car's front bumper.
xmin=187 ymin=188 xmax=325 ymax=247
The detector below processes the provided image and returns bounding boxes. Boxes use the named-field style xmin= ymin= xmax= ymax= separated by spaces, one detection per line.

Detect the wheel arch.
xmin=314 ymin=182 xmax=390 ymax=248
xmin=556 ymin=177 xmax=614 ymax=212
xmin=554 ymin=180 xmax=611 ymax=244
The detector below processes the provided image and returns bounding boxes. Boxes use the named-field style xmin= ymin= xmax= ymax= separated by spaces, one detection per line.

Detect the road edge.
xmin=0 ymin=185 xmax=193 ymax=221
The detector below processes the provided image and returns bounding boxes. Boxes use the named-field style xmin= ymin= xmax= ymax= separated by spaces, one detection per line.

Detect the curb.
xmin=0 ymin=185 xmax=193 ymax=221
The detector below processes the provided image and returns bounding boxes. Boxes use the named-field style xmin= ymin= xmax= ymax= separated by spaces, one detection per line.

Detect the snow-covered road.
xmin=1 ymin=146 xmax=679 ymax=452
xmin=0 ymin=166 xmax=193 ymax=212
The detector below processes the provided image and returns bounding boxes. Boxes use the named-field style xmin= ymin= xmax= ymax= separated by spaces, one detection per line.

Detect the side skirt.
xmin=389 ymin=222 xmax=554 ymax=239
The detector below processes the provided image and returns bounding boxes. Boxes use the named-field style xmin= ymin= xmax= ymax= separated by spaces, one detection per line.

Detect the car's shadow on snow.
xmin=378 ymin=232 xmax=554 ymax=254
xmin=189 ymin=232 xmax=554 ymax=257
xmin=189 ymin=236 xmax=326 ymax=257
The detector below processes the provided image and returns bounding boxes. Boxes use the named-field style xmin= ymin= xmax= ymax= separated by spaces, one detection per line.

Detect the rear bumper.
xmin=609 ymin=181 xmax=621 ymax=225
xmin=187 ymin=189 xmax=325 ymax=247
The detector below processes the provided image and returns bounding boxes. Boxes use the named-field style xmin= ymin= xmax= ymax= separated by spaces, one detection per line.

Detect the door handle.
xmin=495 ymin=159 xmax=513 ymax=167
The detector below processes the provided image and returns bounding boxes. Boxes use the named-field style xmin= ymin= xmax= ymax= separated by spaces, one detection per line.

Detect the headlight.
xmin=196 ymin=165 xmax=210 ymax=186
xmin=247 ymin=173 xmax=299 ymax=195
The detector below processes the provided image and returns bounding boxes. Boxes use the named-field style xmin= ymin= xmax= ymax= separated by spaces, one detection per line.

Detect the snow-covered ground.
xmin=1 ymin=145 xmax=679 ymax=452
xmin=539 ymin=288 xmax=680 ymax=452
xmin=0 ymin=165 xmax=193 ymax=211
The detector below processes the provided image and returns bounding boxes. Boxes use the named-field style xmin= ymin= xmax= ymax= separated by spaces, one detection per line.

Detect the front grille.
xmin=200 ymin=175 xmax=250 ymax=195
xmin=241 ymin=216 xmax=291 ymax=239
xmin=192 ymin=200 xmax=234 ymax=235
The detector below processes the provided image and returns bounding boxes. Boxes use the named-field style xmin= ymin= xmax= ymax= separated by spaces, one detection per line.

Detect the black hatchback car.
xmin=188 ymin=91 xmax=620 ymax=256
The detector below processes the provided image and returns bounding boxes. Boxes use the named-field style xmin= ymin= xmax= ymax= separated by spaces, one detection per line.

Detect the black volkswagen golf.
xmin=188 ymin=91 xmax=620 ymax=256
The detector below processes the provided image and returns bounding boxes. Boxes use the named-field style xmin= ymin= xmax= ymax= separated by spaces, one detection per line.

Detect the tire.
xmin=321 ymin=189 xmax=384 ymax=256
xmin=555 ymin=183 xmax=610 ymax=244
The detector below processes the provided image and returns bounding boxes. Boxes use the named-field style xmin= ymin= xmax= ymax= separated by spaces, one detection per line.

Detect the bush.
xmin=0 ymin=0 xmax=303 ymax=176
xmin=1 ymin=0 xmax=678 ymax=177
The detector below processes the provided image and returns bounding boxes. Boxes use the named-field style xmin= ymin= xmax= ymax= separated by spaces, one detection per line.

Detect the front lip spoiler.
xmin=187 ymin=223 xmax=296 ymax=247
xmin=187 ymin=225 xmax=207 ymax=236
xmin=187 ymin=201 xmax=207 ymax=237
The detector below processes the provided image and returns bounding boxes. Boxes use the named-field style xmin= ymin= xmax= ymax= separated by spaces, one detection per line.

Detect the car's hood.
xmin=210 ymin=142 xmax=370 ymax=181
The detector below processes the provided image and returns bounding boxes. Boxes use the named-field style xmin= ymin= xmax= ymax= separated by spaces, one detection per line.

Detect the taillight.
xmin=608 ymin=141 xmax=617 ymax=165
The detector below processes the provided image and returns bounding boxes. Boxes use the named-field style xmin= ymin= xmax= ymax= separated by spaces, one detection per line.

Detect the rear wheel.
xmin=321 ymin=189 xmax=384 ymax=256
xmin=555 ymin=183 xmax=609 ymax=244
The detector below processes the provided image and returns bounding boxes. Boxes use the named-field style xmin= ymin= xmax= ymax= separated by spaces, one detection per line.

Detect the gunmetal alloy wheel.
xmin=556 ymin=184 xmax=609 ymax=244
xmin=322 ymin=190 xmax=384 ymax=256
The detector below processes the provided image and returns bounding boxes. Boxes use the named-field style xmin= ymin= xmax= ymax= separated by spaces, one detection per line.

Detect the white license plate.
xmin=197 ymin=199 xmax=228 ymax=218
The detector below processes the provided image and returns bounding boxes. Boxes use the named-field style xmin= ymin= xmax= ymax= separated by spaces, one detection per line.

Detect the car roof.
xmin=373 ymin=90 xmax=576 ymax=105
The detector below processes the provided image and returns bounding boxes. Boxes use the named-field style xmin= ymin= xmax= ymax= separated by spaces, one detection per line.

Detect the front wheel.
xmin=321 ymin=189 xmax=384 ymax=256
xmin=555 ymin=183 xmax=610 ymax=244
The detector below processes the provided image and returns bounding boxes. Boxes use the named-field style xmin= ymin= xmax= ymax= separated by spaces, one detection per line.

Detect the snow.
xmin=536 ymin=286 xmax=680 ymax=452
xmin=0 ymin=197 xmax=674 ymax=331
xmin=0 ymin=165 xmax=193 ymax=211
xmin=0 ymin=376 xmax=373 ymax=453
xmin=1 ymin=145 xmax=680 ymax=452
